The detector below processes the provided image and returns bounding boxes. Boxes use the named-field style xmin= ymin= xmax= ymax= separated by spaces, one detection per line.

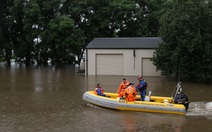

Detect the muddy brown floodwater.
xmin=0 ymin=64 xmax=211 ymax=132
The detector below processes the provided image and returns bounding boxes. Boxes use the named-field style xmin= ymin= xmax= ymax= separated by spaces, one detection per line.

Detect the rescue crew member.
xmin=124 ymin=83 xmax=136 ymax=102
xmin=136 ymin=75 xmax=147 ymax=101
xmin=117 ymin=78 xmax=130 ymax=97
xmin=94 ymin=83 xmax=107 ymax=97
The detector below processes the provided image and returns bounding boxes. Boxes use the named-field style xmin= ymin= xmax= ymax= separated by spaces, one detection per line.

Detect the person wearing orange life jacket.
xmin=94 ymin=83 xmax=107 ymax=97
xmin=124 ymin=83 xmax=137 ymax=102
xmin=117 ymin=78 xmax=130 ymax=97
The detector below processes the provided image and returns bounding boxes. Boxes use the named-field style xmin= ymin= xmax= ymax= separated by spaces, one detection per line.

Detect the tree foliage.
xmin=44 ymin=15 xmax=84 ymax=65
xmin=152 ymin=0 xmax=212 ymax=81
xmin=0 ymin=0 xmax=14 ymax=65
xmin=1 ymin=0 xmax=211 ymax=81
xmin=1 ymin=0 xmax=159 ymax=66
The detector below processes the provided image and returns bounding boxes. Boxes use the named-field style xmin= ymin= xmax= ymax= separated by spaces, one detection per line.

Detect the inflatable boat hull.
xmin=83 ymin=91 xmax=186 ymax=115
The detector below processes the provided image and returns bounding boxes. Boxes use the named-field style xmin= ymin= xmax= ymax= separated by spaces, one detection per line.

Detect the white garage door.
xmin=142 ymin=58 xmax=161 ymax=76
xmin=96 ymin=54 xmax=123 ymax=75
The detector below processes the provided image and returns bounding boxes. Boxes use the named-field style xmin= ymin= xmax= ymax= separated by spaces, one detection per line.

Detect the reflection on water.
xmin=0 ymin=65 xmax=212 ymax=132
xmin=82 ymin=105 xmax=186 ymax=132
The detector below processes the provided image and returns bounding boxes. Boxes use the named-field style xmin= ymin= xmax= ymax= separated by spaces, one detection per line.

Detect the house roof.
xmin=85 ymin=37 xmax=163 ymax=49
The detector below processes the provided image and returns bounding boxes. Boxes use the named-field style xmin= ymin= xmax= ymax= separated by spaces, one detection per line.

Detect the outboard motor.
xmin=174 ymin=92 xmax=189 ymax=110
xmin=172 ymin=82 xmax=189 ymax=110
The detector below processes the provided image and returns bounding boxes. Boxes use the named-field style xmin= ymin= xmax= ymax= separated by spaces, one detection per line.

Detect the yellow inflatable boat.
xmin=83 ymin=82 xmax=189 ymax=115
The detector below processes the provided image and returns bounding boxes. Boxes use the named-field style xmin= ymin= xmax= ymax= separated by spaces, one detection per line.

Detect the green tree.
xmin=44 ymin=15 xmax=84 ymax=65
xmin=109 ymin=0 xmax=147 ymax=37
xmin=0 ymin=30 xmax=5 ymax=62
xmin=55 ymin=0 xmax=87 ymax=64
xmin=8 ymin=0 xmax=31 ymax=65
xmin=61 ymin=0 xmax=155 ymax=63
xmin=152 ymin=0 xmax=212 ymax=81
xmin=1 ymin=0 xmax=164 ymax=66
xmin=23 ymin=0 xmax=42 ymax=65
xmin=0 ymin=0 xmax=14 ymax=65
xmin=144 ymin=0 xmax=166 ymax=36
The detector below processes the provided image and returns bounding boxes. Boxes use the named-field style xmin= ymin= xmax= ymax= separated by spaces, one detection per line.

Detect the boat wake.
xmin=186 ymin=102 xmax=212 ymax=119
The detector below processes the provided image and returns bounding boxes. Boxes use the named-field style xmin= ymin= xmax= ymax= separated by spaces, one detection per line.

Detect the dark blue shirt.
xmin=136 ymin=79 xmax=146 ymax=90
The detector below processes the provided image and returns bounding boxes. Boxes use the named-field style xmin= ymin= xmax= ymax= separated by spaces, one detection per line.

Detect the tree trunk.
xmin=25 ymin=50 xmax=31 ymax=66
xmin=5 ymin=48 xmax=11 ymax=66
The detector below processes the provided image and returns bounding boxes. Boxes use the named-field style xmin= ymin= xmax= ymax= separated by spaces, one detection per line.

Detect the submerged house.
xmin=84 ymin=37 xmax=162 ymax=76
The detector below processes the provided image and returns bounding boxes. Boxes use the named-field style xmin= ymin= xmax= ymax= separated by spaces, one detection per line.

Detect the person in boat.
xmin=94 ymin=83 xmax=107 ymax=97
xmin=136 ymin=75 xmax=147 ymax=101
xmin=117 ymin=78 xmax=130 ymax=97
xmin=124 ymin=83 xmax=137 ymax=102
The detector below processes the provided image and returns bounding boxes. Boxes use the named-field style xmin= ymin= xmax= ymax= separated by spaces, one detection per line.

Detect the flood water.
xmin=0 ymin=64 xmax=211 ymax=132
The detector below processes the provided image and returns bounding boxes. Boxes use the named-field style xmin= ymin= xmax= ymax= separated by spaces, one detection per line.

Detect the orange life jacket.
xmin=117 ymin=80 xmax=130 ymax=93
xmin=124 ymin=86 xmax=136 ymax=102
